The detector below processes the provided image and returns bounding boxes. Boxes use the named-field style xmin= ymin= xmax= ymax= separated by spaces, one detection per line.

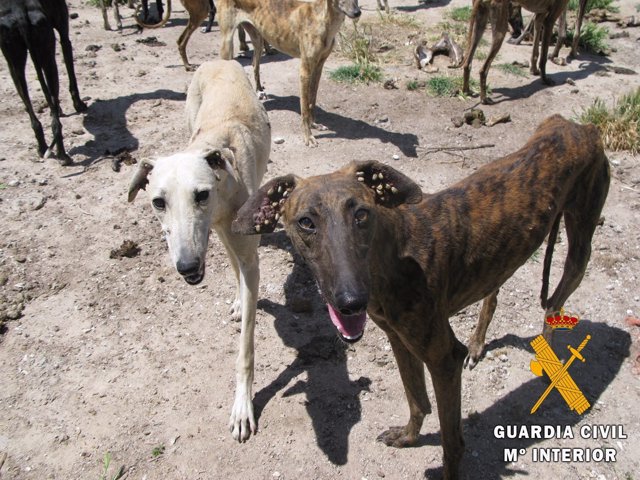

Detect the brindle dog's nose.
xmin=335 ymin=291 xmax=368 ymax=316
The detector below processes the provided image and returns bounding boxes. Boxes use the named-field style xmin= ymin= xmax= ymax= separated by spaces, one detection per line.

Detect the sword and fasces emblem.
xmin=529 ymin=308 xmax=590 ymax=415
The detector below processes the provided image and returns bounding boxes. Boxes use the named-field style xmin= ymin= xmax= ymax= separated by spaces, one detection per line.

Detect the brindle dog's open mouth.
xmin=327 ymin=304 xmax=367 ymax=343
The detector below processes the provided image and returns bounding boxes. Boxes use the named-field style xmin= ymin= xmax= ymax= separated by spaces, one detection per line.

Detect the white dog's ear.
xmin=204 ymin=148 xmax=240 ymax=183
xmin=128 ymin=159 xmax=155 ymax=203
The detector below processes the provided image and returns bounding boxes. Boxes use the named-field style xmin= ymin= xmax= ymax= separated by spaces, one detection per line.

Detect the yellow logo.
xmin=529 ymin=324 xmax=591 ymax=415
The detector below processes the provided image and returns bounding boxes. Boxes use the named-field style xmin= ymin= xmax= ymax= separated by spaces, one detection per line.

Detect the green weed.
xmin=577 ymin=87 xmax=640 ymax=153
xmin=330 ymin=64 xmax=383 ymax=84
xmin=449 ymin=6 xmax=472 ymax=23
xmin=151 ymin=445 xmax=165 ymax=457
xmin=568 ymin=0 xmax=619 ymax=13
xmin=495 ymin=63 xmax=528 ymax=77
xmin=100 ymin=452 xmax=125 ymax=480
xmin=568 ymin=21 xmax=609 ymax=54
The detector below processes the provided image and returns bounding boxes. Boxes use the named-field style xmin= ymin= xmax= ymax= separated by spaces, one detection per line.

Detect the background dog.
xmin=218 ymin=0 xmax=362 ymax=146
xmin=128 ymin=59 xmax=271 ymax=442
xmin=233 ymin=115 xmax=610 ymax=477
xmin=0 ymin=0 xmax=86 ymax=165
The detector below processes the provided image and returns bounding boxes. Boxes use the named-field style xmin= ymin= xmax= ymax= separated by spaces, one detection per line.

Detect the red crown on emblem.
xmin=545 ymin=307 xmax=580 ymax=330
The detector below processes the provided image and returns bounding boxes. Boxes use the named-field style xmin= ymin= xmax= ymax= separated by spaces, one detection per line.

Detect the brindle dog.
xmin=233 ymin=115 xmax=610 ymax=478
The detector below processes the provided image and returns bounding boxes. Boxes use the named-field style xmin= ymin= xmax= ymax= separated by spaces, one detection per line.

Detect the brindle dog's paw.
xmin=464 ymin=345 xmax=483 ymax=369
xmin=376 ymin=426 xmax=416 ymax=448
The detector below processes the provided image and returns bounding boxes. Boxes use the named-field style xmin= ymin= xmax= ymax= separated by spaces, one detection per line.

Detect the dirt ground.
xmin=1 ymin=0 xmax=639 ymax=478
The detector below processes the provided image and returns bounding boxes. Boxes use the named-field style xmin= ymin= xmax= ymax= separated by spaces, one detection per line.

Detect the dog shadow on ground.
xmin=254 ymin=231 xmax=371 ymax=465
xmin=420 ymin=320 xmax=630 ymax=479
xmin=67 ymin=88 xmax=186 ymax=168
xmin=262 ymin=94 xmax=419 ymax=157
xmin=487 ymin=55 xmax=614 ymax=105
xmin=395 ymin=0 xmax=452 ymax=13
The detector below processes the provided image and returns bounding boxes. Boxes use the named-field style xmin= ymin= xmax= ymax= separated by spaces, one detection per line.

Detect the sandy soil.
xmin=1 ymin=0 xmax=639 ymax=478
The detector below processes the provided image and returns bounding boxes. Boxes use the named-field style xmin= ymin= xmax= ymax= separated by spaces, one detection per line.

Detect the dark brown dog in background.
xmin=233 ymin=115 xmax=610 ymax=478
xmin=0 ymin=0 xmax=87 ymax=165
xmin=462 ymin=0 xmax=588 ymax=104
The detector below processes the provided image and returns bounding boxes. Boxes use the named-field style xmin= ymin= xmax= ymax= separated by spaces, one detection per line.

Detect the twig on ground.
xmin=418 ymin=143 xmax=495 ymax=157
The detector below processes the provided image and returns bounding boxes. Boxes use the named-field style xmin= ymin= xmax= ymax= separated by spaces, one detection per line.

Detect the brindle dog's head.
xmin=233 ymin=161 xmax=421 ymax=342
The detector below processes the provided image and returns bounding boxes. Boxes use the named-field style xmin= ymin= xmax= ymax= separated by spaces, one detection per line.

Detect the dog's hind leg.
xmin=376 ymin=329 xmax=432 ymax=448
xmin=550 ymin=9 xmax=567 ymax=61
xmin=217 ymin=227 xmax=260 ymax=442
xmin=308 ymin=54 xmax=330 ymax=132
xmin=201 ymin=0 xmax=216 ymax=33
xmin=542 ymin=160 xmax=610 ymax=341
xmin=28 ymin=14 xmax=71 ymax=165
xmin=461 ymin=0 xmax=491 ymax=101
xmin=99 ymin=0 xmax=112 ymax=30
xmin=477 ymin=2 xmax=509 ymax=104
xmin=240 ymin=23 xmax=264 ymax=92
xmin=177 ymin=3 xmax=208 ymax=70
xmin=53 ymin=3 xmax=87 ymax=113
xmin=465 ymin=289 xmax=499 ymax=369
xmin=0 ymin=39 xmax=48 ymax=157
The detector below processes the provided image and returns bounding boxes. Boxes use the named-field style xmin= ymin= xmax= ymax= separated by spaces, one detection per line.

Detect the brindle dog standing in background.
xmin=233 ymin=115 xmax=610 ymax=478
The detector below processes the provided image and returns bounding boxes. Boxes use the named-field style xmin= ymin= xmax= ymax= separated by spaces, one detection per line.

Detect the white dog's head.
xmin=128 ymin=149 xmax=239 ymax=285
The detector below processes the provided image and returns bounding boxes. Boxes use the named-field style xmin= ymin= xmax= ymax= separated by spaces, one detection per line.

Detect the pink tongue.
xmin=327 ymin=304 xmax=367 ymax=340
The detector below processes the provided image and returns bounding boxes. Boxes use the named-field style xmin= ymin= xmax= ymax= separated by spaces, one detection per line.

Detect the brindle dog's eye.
xmin=152 ymin=198 xmax=166 ymax=211
xmin=355 ymin=209 xmax=369 ymax=224
xmin=195 ymin=190 xmax=210 ymax=204
xmin=298 ymin=217 xmax=315 ymax=231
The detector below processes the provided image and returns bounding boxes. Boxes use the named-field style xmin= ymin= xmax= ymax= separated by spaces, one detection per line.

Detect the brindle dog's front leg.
xmin=377 ymin=330 xmax=432 ymax=447
xmin=425 ymin=324 xmax=467 ymax=480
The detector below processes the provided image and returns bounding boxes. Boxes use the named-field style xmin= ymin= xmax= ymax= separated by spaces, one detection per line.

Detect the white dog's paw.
xmin=229 ymin=297 xmax=242 ymax=322
xmin=229 ymin=398 xmax=256 ymax=442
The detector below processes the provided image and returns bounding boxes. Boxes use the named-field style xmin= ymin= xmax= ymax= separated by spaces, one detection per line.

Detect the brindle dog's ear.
xmin=232 ymin=175 xmax=298 ymax=235
xmin=128 ymin=159 xmax=155 ymax=202
xmin=352 ymin=161 xmax=422 ymax=207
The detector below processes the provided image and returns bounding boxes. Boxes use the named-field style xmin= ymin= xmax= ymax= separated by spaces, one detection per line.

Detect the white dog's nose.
xmin=176 ymin=259 xmax=200 ymax=277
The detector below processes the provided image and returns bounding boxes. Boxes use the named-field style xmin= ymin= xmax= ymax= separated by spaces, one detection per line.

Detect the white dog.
xmin=128 ymin=59 xmax=271 ymax=442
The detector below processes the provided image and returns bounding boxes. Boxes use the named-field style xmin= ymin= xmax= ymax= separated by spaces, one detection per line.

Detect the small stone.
xmin=451 ymin=116 xmax=464 ymax=128
xmin=571 ymin=88 xmax=580 ymax=94
xmin=499 ymin=354 xmax=508 ymax=363
xmin=8 ymin=179 xmax=20 ymax=187
xmin=392 ymin=154 xmax=400 ymax=161
xmin=273 ymin=137 xmax=285 ymax=144
xmin=566 ymin=78 xmax=576 ymax=85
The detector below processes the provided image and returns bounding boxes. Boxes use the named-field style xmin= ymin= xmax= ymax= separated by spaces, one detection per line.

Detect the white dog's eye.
xmin=195 ymin=190 xmax=210 ymax=204
xmin=152 ymin=198 xmax=166 ymax=211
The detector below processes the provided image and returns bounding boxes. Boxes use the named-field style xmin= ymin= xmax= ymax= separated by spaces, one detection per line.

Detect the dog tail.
xmin=135 ymin=0 xmax=172 ymax=29
xmin=540 ymin=212 xmax=562 ymax=309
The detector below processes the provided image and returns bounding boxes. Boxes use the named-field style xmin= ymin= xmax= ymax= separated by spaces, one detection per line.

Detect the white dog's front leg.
xmin=228 ymin=244 xmax=259 ymax=442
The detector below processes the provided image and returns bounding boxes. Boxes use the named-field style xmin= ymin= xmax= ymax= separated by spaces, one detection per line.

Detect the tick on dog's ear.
xmin=232 ymin=175 xmax=299 ymax=235
xmin=204 ymin=148 xmax=240 ymax=183
xmin=351 ymin=160 xmax=422 ymax=207
xmin=128 ymin=159 xmax=155 ymax=203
